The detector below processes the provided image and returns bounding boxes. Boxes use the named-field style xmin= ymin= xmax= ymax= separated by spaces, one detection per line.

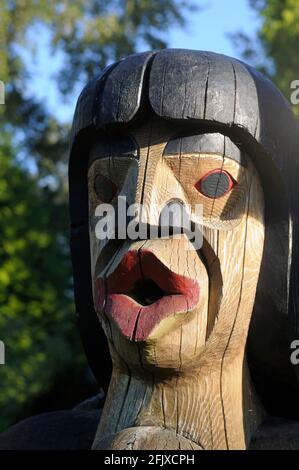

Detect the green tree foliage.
xmin=1 ymin=0 xmax=195 ymax=180
xmin=231 ymin=0 xmax=299 ymax=115
xmin=0 ymin=132 xmax=82 ymax=430
xmin=0 ymin=1 xmax=195 ymax=430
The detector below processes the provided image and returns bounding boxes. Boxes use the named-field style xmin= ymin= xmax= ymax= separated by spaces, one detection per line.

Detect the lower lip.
xmin=97 ymin=279 xmax=199 ymax=342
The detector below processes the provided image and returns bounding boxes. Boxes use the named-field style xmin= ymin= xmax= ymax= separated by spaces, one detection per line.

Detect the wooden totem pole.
xmin=69 ymin=50 xmax=299 ymax=450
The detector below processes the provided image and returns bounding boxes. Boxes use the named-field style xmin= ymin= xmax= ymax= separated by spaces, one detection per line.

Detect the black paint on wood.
xmin=163 ymin=132 xmax=244 ymax=165
xmin=149 ymin=49 xmax=210 ymax=119
xmin=69 ymin=49 xmax=299 ymax=414
xmin=89 ymin=135 xmax=138 ymax=166
xmin=204 ymin=52 xmax=235 ymax=123
xmin=95 ymin=51 xmax=156 ymax=127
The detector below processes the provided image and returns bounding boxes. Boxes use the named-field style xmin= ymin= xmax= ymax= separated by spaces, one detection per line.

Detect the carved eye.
xmin=94 ymin=174 xmax=117 ymax=202
xmin=195 ymin=169 xmax=236 ymax=199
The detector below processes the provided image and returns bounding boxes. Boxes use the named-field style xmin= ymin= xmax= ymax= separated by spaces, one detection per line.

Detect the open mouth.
xmin=95 ymin=250 xmax=200 ymax=342
xmin=127 ymin=278 xmax=165 ymax=306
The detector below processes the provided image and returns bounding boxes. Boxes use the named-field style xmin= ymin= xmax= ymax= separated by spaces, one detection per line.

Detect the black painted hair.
xmin=69 ymin=49 xmax=299 ymax=417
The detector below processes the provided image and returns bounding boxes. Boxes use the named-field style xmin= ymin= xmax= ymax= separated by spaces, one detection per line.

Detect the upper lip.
xmin=97 ymin=249 xmax=199 ymax=309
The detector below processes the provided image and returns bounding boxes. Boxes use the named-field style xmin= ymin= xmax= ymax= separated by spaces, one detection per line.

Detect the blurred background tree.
xmin=2 ymin=0 xmax=297 ymax=432
xmin=0 ymin=0 xmax=196 ymax=431
xmin=231 ymin=0 xmax=299 ymax=116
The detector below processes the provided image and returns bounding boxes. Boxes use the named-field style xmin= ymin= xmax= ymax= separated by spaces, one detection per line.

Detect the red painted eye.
xmin=94 ymin=174 xmax=117 ymax=202
xmin=195 ymin=169 xmax=236 ymax=199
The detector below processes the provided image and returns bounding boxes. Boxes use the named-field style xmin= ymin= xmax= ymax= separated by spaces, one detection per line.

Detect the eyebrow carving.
xmin=163 ymin=132 xmax=244 ymax=165
xmin=89 ymin=135 xmax=138 ymax=165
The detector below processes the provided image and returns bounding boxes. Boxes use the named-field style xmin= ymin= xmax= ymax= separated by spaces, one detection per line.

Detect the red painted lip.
xmin=95 ymin=250 xmax=200 ymax=342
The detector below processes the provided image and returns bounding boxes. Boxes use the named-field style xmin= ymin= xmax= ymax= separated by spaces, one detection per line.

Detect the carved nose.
xmin=159 ymin=198 xmax=189 ymax=232
xmin=137 ymin=159 xmax=187 ymax=226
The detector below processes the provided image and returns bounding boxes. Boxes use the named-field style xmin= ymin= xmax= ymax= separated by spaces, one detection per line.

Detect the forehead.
xmin=88 ymin=122 xmax=246 ymax=168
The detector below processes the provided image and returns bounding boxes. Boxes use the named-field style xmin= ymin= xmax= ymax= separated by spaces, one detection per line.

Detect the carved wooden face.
xmin=88 ymin=121 xmax=265 ymax=375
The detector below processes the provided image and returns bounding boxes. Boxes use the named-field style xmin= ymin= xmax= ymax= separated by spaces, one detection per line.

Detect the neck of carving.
xmin=93 ymin=349 xmax=263 ymax=450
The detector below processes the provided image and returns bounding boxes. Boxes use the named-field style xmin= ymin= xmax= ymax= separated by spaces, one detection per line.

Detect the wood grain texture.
xmin=148 ymin=49 xmax=210 ymax=120
xmin=89 ymin=121 xmax=265 ymax=450
xmin=96 ymin=51 xmax=155 ymax=126
xmin=94 ymin=426 xmax=203 ymax=450
xmin=70 ymin=50 xmax=299 ymax=403
xmin=163 ymin=133 xmax=244 ymax=166
xmin=230 ymin=58 xmax=259 ymax=136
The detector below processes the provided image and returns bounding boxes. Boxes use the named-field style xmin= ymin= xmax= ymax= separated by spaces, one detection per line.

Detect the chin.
xmin=102 ymin=305 xmax=207 ymax=374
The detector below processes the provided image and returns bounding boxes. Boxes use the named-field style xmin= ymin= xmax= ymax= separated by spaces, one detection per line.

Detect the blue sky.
xmin=169 ymin=0 xmax=259 ymax=56
xmin=25 ymin=0 xmax=259 ymax=124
